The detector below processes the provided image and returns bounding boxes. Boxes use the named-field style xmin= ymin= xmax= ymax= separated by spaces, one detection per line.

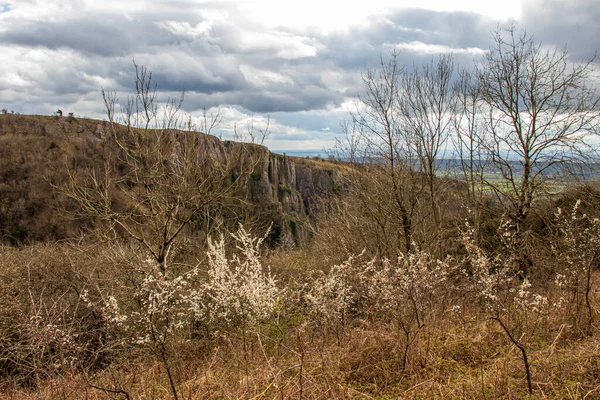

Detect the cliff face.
xmin=192 ymin=134 xmax=345 ymax=245
xmin=245 ymin=147 xmax=344 ymax=245
xmin=0 ymin=114 xmax=345 ymax=245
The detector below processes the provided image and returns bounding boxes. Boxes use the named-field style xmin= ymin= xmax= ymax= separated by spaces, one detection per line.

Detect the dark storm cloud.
xmin=0 ymin=15 xmax=162 ymax=57
xmin=239 ymin=87 xmax=340 ymax=113
xmin=115 ymin=54 xmax=248 ymax=95
xmin=179 ymin=83 xmax=341 ymax=114
xmin=521 ymin=0 xmax=600 ymax=61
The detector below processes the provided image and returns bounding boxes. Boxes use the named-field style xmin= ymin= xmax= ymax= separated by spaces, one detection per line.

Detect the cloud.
xmin=1 ymin=1 xmax=596 ymax=150
xmin=390 ymin=41 xmax=485 ymax=55
xmin=239 ymin=64 xmax=293 ymax=87
xmin=0 ymin=15 xmax=165 ymax=57
xmin=521 ymin=0 xmax=600 ymax=62
xmin=219 ymin=29 xmax=321 ymax=59
xmin=158 ymin=20 xmax=213 ymax=39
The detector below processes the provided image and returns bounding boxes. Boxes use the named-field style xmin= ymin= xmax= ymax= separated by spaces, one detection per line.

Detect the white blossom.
xmin=191 ymin=225 xmax=280 ymax=331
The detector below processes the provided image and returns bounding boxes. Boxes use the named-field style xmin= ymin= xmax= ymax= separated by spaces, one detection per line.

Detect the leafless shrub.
xmin=552 ymin=200 xmax=600 ymax=335
xmin=460 ymin=220 xmax=552 ymax=394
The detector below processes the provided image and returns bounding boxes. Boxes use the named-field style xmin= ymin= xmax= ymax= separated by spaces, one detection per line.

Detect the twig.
xmin=404 ymin=378 xmax=434 ymax=393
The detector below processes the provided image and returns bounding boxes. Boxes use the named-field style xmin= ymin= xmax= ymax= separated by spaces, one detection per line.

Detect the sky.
xmin=0 ymin=0 xmax=599 ymax=153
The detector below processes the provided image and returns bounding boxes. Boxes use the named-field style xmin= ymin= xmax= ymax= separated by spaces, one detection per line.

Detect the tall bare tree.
xmin=65 ymin=63 xmax=252 ymax=272
xmin=59 ymin=63 xmax=254 ymax=400
xmin=346 ymin=50 xmax=422 ymax=254
xmin=340 ymin=51 xmax=457 ymax=255
xmin=400 ymin=54 xmax=456 ymax=249
xmin=452 ymin=68 xmax=490 ymax=241
xmin=473 ymin=25 xmax=600 ymax=270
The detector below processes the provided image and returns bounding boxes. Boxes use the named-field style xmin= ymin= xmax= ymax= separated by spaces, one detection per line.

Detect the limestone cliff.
xmin=245 ymin=147 xmax=344 ymax=245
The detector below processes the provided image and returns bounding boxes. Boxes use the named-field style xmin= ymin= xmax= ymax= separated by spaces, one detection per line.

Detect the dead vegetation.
xmin=2 ymin=26 xmax=600 ymax=399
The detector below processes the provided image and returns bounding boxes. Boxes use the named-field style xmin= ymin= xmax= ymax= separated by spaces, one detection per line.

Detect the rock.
xmin=243 ymin=148 xmax=343 ymax=244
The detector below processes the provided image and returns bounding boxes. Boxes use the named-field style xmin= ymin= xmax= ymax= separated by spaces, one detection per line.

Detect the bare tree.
xmin=452 ymin=69 xmax=491 ymax=241
xmin=347 ymin=50 xmax=421 ymax=254
xmin=333 ymin=120 xmax=363 ymax=165
xmin=234 ymin=114 xmax=271 ymax=145
xmin=341 ymin=51 xmax=457 ymax=255
xmin=76 ymin=84 xmax=246 ymax=271
xmin=399 ymin=54 xmax=456 ymax=250
xmin=198 ymin=106 xmax=223 ymax=135
xmin=472 ymin=25 xmax=600 ymax=271
xmin=59 ymin=63 xmax=253 ymax=399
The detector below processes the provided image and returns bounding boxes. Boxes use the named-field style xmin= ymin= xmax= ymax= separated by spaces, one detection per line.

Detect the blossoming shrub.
xmin=305 ymin=252 xmax=368 ymax=330
xmin=364 ymin=250 xmax=452 ymax=320
xmin=552 ymin=200 xmax=600 ymax=334
xmin=460 ymin=219 xmax=550 ymax=312
xmin=81 ymin=226 xmax=280 ymax=342
xmin=460 ymin=220 xmax=551 ymax=394
xmin=75 ymin=226 xmax=279 ymax=398
xmin=366 ymin=249 xmax=454 ymax=370
xmin=307 ymin=248 xmax=454 ymax=370
xmin=191 ymin=225 xmax=280 ymax=334
xmin=0 ymin=244 xmax=103 ymax=389
xmin=81 ymin=255 xmax=197 ymax=347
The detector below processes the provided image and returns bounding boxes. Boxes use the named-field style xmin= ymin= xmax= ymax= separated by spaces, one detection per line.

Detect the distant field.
xmin=441 ymin=158 xmax=600 ymax=194
xmin=273 ymin=149 xmax=327 ymax=158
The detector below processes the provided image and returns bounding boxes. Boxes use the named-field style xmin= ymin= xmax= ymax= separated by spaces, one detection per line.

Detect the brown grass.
xmin=4 ymin=296 xmax=599 ymax=399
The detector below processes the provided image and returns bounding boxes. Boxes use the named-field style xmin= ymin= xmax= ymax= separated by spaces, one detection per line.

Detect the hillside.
xmin=0 ymin=113 xmax=344 ymax=245
xmin=2 ymin=113 xmax=600 ymax=399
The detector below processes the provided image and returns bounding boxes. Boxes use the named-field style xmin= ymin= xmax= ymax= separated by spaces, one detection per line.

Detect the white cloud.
xmin=390 ymin=41 xmax=486 ymax=55
xmin=237 ymin=0 xmax=522 ymax=32
xmin=239 ymin=64 xmax=293 ymax=87
xmin=228 ymin=30 xmax=319 ymax=59
xmin=158 ymin=20 xmax=212 ymax=39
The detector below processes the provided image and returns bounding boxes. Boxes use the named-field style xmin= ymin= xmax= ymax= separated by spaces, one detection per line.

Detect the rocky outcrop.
xmin=246 ymin=147 xmax=344 ymax=245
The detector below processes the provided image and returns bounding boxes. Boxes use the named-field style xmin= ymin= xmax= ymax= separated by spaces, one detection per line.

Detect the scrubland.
xmin=1 ymin=181 xmax=600 ymax=399
xmin=3 ymin=25 xmax=600 ymax=399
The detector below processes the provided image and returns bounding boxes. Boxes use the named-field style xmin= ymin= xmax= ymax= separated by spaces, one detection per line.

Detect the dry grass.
xmin=3 ymin=195 xmax=600 ymax=399
xmin=4 ymin=303 xmax=599 ymax=399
